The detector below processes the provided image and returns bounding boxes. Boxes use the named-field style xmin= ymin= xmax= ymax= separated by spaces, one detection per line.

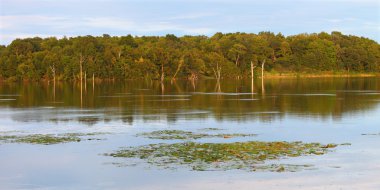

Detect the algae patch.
xmin=106 ymin=141 xmax=337 ymax=172
xmin=137 ymin=130 xmax=256 ymax=140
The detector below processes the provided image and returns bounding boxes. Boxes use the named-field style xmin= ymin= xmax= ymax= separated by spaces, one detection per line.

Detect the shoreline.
xmin=0 ymin=73 xmax=379 ymax=83
xmin=258 ymin=72 xmax=379 ymax=79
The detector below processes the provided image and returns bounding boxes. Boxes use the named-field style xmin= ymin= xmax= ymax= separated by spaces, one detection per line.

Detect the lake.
xmin=1 ymin=77 xmax=380 ymax=190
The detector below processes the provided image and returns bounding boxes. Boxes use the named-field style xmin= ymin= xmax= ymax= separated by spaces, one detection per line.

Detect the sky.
xmin=0 ymin=0 xmax=379 ymax=45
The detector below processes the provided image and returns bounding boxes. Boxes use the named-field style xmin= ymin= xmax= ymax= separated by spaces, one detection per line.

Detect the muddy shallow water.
xmin=1 ymin=78 xmax=380 ymax=189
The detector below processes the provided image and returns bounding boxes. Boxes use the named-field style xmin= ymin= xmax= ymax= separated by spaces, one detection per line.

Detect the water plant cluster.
xmin=137 ymin=130 xmax=257 ymax=140
xmin=0 ymin=132 xmax=105 ymax=145
xmin=108 ymin=130 xmax=338 ymax=172
xmin=361 ymin=133 xmax=380 ymax=136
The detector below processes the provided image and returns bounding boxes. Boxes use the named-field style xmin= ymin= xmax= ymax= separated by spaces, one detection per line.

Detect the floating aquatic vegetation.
xmin=106 ymin=141 xmax=337 ymax=172
xmin=77 ymin=117 xmax=100 ymax=125
xmin=15 ymin=134 xmax=81 ymax=145
xmin=64 ymin=132 xmax=109 ymax=137
xmin=136 ymin=130 xmax=257 ymax=140
xmin=361 ymin=133 xmax=380 ymax=136
xmin=0 ymin=133 xmax=107 ymax=145
xmin=320 ymin=144 xmax=338 ymax=148
xmin=0 ymin=134 xmax=80 ymax=145
xmin=0 ymin=135 xmax=17 ymax=141
xmin=198 ymin=128 xmax=224 ymax=131
xmin=251 ymin=164 xmax=316 ymax=172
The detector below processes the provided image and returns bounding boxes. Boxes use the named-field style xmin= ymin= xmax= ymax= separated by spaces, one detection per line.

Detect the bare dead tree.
xmin=251 ymin=61 xmax=257 ymax=94
xmin=79 ymin=53 xmax=84 ymax=83
xmin=161 ymin=62 xmax=165 ymax=83
xmin=161 ymin=81 xmax=165 ymax=95
xmin=171 ymin=57 xmax=184 ymax=83
xmin=84 ymin=71 xmax=87 ymax=92
xmin=92 ymin=73 xmax=95 ymax=94
xmin=50 ymin=63 xmax=56 ymax=101
xmin=261 ymin=59 xmax=266 ymax=95
xmin=187 ymin=71 xmax=197 ymax=91
xmin=235 ymin=54 xmax=240 ymax=66
xmin=79 ymin=53 xmax=85 ymax=108
xmin=212 ymin=62 xmax=222 ymax=82
xmin=118 ymin=49 xmax=122 ymax=59
xmin=213 ymin=62 xmax=222 ymax=92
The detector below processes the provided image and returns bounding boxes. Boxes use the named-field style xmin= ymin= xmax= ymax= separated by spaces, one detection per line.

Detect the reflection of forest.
xmin=1 ymin=78 xmax=380 ymax=125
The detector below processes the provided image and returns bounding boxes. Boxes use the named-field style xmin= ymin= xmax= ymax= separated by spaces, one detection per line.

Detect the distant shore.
xmin=1 ymin=32 xmax=379 ymax=83
xmin=1 ymin=72 xmax=379 ymax=83
xmin=259 ymin=72 xmax=379 ymax=79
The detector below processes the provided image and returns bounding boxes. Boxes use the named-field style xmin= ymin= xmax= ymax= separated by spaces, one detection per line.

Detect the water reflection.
xmin=0 ymin=78 xmax=380 ymax=125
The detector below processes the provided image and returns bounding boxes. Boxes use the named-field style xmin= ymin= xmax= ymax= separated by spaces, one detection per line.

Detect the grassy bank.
xmin=261 ymin=72 xmax=379 ymax=78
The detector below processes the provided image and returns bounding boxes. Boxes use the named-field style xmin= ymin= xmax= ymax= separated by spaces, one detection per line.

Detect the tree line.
xmin=0 ymin=31 xmax=379 ymax=81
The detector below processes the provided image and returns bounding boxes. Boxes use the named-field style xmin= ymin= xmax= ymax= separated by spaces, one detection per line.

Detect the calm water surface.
xmin=1 ymin=78 xmax=380 ymax=190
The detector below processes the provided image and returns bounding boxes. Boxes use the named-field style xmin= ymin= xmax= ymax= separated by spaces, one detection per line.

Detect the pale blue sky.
xmin=0 ymin=0 xmax=379 ymax=45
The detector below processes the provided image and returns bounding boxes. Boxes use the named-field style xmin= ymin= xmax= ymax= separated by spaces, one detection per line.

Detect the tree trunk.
xmin=251 ymin=61 xmax=256 ymax=94
xmin=261 ymin=59 xmax=266 ymax=79
xmin=261 ymin=59 xmax=266 ymax=95
xmin=79 ymin=53 xmax=84 ymax=108
xmin=84 ymin=71 xmax=87 ymax=92
xmin=79 ymin=54 xmax=83 ymax=83
xmin=213 ymin=63 xmax=222 ymax=92
xmin=212 ymin=62 xmax=222 ymax=81
xmin=161 ymin=82 xmax=165 ymax=95
xmin=235 ymin=54 xmax=240 ymax=66
xmin=171 ymin=58 xmax=184 ymax=82
xmin=161 ymin=63 xmax=165 ymax=83
xmin=272 ymin=49 xmax=276 ymax=63
xmin=92 ymin=73 xmax=95 ymax=94
xmin=50 ymin=64 xmax=56 ymax=101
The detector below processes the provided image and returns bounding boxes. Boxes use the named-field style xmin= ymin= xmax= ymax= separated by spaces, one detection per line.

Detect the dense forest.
xmin=0 ymin=31 xmax=379 ymax=82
